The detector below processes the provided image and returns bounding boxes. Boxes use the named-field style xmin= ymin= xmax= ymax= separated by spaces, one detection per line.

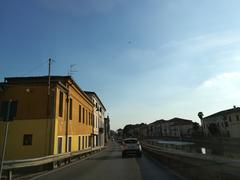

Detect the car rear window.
xmin=124 ymin=140 xmax=138 ymax=144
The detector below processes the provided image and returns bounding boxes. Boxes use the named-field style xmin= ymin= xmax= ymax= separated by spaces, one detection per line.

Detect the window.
xmin=88 ymin=135 xmax=91 ymax=147
xmin=89 ymin=112 xmax=91 ymax=125
xmin=85 ymin=136 xmax=87 ymax=148
xmin=83 ymin=108 xmax=85 ymax=123
xmin=58 ymin=137 xmax=62 ymax=154
xmin=86 ymin=110 xmax=87 ymax=124
xmin=225 ymin=121 xmax=229 ymax=127
xmin=69 ymin=98 xmax=72 ymax=120
xmin=86 ymin=110 xmax=88 ymax=125
xmin=59 ymin=91 xmax=63 ymax=117
xmin=79 ymin=105 xmax=81 ymax=122
xmin=23 ymin=134 xmax=32 ymax=145
xmin=96 ymin=117 xmax=98 ymax=128
xmin=68 ymin=137 xmax=72 ymax=152
xmin=78 ymin=136 xmax=81 ymax=150
xmin=82 ymin=136 xmax=85 ymax=149
xmin=229 ymin=116 xmax=232 ymax=122
xmin=92 ymin=114 xmax=94 ymax=126
xmin=236 ymin=115 xmax=239 ymax=121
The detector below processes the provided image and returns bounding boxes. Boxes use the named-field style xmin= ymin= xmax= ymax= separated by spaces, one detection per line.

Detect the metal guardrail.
xmin=2 ymin=147 xmax=104 ymax=180
xmin=142 ymin=142 xmax=240 ymax=179
xmin=142 ymin=142 xmax=240 ymax=163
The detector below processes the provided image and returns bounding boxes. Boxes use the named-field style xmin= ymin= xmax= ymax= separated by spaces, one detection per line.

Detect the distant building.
xmin=146 ymin=118 xmax=195 ymax=138
xmin=202 ymin=106 xmax=240 ymax=138
xmin=85 ymin=91 xmax=106 ymax=147
xmin=0 ymin=76 xmax=94 ymax=160
xmin=161 ymin=118 xmax=194 ymax=138
xmin=147 ymin=120 xmax=165 ymax=138
xmin=122 ymin=123 xmax=147 ymax=140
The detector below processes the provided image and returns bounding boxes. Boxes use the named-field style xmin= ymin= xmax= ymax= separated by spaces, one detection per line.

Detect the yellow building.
xmin=0 ymin=76 xmax=94 ymax=160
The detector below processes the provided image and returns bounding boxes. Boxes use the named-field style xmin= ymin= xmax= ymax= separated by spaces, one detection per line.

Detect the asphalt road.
xmin=34 ymin=142 xmax=183 ymax=180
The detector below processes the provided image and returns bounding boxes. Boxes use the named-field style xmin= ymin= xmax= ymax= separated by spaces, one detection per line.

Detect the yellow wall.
xmin=0 ymin=119 xmax=48 ymax=160
xmin=53 ymin=83 xmax=94 ymax=154
xmin=0 ymin=77 xmax=95 ymax=160
xmin=0 ymin=84 xmax=49 ymax=120
xmin=0 ymin=84 xmax=52 ymax=160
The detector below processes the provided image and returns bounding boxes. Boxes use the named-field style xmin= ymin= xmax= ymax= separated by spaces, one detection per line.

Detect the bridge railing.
xmin=2 ymin=147 xmax=103 ymax=180
xmin=142 ymin=141 xmax=240 ymax=180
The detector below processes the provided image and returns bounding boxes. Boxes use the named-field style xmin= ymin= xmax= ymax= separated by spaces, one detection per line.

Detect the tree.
xmin=123 ymin=124 xmax=134 ymax=138
xmin=198 ymin=112 xmax=204 ymax=120
xmin=193 ymin=122 xmax=200 ymax=131
xmin=197 ymin=112 xmax=204 ymax=136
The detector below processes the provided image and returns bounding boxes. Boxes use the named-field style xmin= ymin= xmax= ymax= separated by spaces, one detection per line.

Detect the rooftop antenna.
xmin=68 ymin=64 xmax=78 ymax=76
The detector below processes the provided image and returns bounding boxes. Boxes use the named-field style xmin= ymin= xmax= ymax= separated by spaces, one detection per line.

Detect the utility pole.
xmin=0 ymin=100 xmax=12 ymax=180
xmin=47 ymin=58 xmax=53 ymax=155
xmin=48 ymin=58 xmax=52 ymax=96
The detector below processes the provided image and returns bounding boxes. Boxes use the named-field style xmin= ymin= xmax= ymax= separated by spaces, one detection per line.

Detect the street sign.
xmin=0 ymin=100 xmax=18 ymax=121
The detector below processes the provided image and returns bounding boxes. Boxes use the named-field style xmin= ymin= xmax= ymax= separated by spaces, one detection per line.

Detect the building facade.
xmin=143 ymin=118 xmax=195 ymax=139
xmin=0 ymin=76 xmax=94 ymax=160
xmin=85 ymin=91 xmax=106 ymax=148
xmin=161 ymin=118 xmax=194 ymax=138
xmin=147 ymin=120 xmax=165 ymax=138
xmin=202 ymin=107 xmax=240 ymax=138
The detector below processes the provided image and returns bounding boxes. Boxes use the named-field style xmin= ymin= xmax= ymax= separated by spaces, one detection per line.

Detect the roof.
xmin=4 ymin=76 xmax=71 ymax=83
xmin=84 ymin=91 xmax=106 ymax=111
xmin=2 ymin=76 xmax=93 ymax=106
xmin=168 ymin=117 xmax=193 ymax=123
xmin=204 ymin=107 xmax=240 ymax=119
xmin=149 ymin=119 xmax=166 ymax=125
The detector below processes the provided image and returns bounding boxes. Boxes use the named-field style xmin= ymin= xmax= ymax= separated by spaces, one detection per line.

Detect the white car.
xmin=121 ymin=138 xmax=142 ymax=158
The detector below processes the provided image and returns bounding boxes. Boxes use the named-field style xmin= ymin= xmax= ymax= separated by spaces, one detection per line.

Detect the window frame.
xmin=23 ymin=134 xmax=33 ymax=146
xmin=79 ymin=105 xmax=81 ymax=122
xmin=69 ymin=98 xmax=72 ymax=120
xmin=59 ymin=91 xmax=63 ymax=117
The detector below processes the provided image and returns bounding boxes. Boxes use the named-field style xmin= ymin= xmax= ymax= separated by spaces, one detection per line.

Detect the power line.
xmin=21 ymin=59 xmax=49 ymax=76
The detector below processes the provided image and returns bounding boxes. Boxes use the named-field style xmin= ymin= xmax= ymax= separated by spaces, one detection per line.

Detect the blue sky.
xmin=1 ymin=0 xmax=240 ymax=130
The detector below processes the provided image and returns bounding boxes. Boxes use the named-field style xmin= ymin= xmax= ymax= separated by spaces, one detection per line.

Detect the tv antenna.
xmin=68 ymin=64 xmax=78 ymax=76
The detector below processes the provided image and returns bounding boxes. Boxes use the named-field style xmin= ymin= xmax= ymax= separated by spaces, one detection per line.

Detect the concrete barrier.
xmin=142 ymin=142 xmax=240 ymax=180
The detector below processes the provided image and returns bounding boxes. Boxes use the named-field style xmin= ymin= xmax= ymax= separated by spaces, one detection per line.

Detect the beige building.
xmin=84 ymin=91 xmax=106 ymax=147
xmin=202 ymin=106 xmax=240 ymax=138
xmin=147 ymin=118 xmax=194 ymax=138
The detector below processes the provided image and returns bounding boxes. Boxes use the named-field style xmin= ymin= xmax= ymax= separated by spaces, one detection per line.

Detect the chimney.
xmin=233 ymin=105 xmax=236 ymax=109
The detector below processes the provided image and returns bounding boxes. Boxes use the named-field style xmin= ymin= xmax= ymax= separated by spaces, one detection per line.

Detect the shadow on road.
xmin=135 ymin=152 xmax=184 ymax=180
